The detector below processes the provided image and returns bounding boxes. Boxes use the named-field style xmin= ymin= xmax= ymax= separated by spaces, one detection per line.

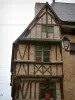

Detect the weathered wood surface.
xmin=22 ymin=8 xmax=61 ymax=39
xmin=13 ymin=81 xmax=61 ymax=100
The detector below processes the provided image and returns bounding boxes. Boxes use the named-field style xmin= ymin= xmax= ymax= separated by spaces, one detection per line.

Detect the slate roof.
xmin=35 ymin=2 xmax=75 ymax=22
xmin=51 ymin=2 xmax=75 ymax=22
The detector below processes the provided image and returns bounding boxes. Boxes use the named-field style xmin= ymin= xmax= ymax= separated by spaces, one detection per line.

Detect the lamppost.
xmin=62 ymin=37 xmax=70 ymax=50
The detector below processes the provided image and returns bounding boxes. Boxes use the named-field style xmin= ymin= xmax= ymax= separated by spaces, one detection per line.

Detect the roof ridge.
xmin=53 ymin=2 xmax=75 ymax=4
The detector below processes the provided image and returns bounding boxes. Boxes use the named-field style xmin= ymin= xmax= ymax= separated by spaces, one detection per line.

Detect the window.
xmin=70 ymin=43 xmax=75 ymax=54
xmin=43 ymin=46 xmax=50 ymax=62
xmin=42 ymin=25 xmax=54 ymax=33
xmin=35 ymin=45 xmax=42 ymax=62
xmin=35 ymin=45 xmax=50 ymax=62
xmin=40 ymin=82 xmax=56 ymax=100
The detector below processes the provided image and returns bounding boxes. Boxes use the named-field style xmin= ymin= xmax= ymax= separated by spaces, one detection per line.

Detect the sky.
xmin=0 ymin=0 xmax=75 ymax=100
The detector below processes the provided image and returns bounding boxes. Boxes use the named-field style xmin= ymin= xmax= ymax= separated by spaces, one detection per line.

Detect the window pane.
xmin=36 ymin=51 xmax=42 ymax=56
xmin=70 ymin=43 xmax=75 ymax=55
xmin=42 ymin=25 xmax=46 ymax=32
xmin=43 ymin=51 xmax=49 ymax=56
xmin=36 ymin=57 xmax=41 ymax=62
xmin=43 ymin=46 xmax=50 ymax=50
xmin=40 ymin=89 xmax=55 ymax=99
xmin=47 ymin=26 xmax=53 ymax=33
xmin=70 ymin=43 xmax=75 ymax=51
xmin=43 ymin=57 xmax=49 ymax=62
xmin=42 ymin=25 xmax=54 ymax=33
xmin=40 ymin=82 xmax=56 ymax=99
xmin=70 ymin=51 xmax=75 ymax=55
xmin=35 ymin=45 xmax=42 ymax=50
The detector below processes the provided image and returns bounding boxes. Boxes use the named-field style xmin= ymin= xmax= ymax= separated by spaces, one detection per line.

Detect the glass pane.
xmin=50 ymin=82 xmax=56 ymax=88
xmin=43 ymin=57 xmax=49 ymax=62
xmin=36 ymin=57 xmax=41 ymax=62
xmin=70 ymin=43 xmax=75 ymax=51
xmin=40 ymin=89 xmax=55 ymax=99
xmin=43 ymin=51 xmax=49 ymax=56
xmin=43 ymin=46 xmax=50 ymax=50
xmin=63 ymin=41 xmax=69 ymax=49
xmin=42 ymin=25 xmax=46 ymax=32
xmin=49 ymin=89 xmax=55 ymax=98
xmin=36 ymin=51 xmax=42 ymax=56
xmin=47 ymin=26 xmax=53 ymax=33
xmin=35 ymin=45 xmax=42 ymax=50
xmin=40 ymin=82 xmax=56 ymax=99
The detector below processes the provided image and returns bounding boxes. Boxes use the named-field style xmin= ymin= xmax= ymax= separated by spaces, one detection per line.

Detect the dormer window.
xmin=42 ymin=25 xmax=54 ymax=33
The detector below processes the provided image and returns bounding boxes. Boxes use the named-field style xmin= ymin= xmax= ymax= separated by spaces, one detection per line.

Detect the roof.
xmin=51 ymin=2 xmax=75 ymax=22
xmin=14 ymin=2 xmax=60 ymax=43
xmin=14 ymin=2 xmax=75 ymax=43
xmin=35 ymin=2 xmax=75 ymax=22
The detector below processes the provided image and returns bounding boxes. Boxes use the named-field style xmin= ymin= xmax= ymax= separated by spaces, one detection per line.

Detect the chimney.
xmin=53 ymin=0 xmax=55 ymax=3
xmin=35 ymin=3 xmax=45 ymax=16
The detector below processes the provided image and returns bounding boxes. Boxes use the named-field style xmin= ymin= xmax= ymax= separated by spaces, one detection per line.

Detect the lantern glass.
xmin=62 ymin=37 xmax=70 ymax=50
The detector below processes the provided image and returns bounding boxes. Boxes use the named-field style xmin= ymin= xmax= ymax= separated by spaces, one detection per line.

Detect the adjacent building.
xmin=11 ymin=0 xmax=75 ymax=100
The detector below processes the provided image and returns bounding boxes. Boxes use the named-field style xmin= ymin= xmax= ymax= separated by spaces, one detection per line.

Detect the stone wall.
xmin=62 ymin=34 xmax=75 ymax=100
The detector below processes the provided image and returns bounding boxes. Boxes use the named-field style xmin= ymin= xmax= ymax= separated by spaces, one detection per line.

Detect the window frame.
xmin=42 ymin=24 xmax=54 ymax=33
xmin=35 ymin=45 xmax=50 ymax=62
xmin=70 ymin=43 xmax=75 ymax=54
xmin=40 ymin=81 xmax=56 ymax=100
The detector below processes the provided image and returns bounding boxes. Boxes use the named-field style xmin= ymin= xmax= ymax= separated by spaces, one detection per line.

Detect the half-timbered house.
xmin=11 ymin=1 xmax=75 ymax=100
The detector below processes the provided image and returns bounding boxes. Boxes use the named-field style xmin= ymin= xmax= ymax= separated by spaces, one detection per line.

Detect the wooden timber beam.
xmin=11 ymin=75 xmax=63 ymax=83
xmin=13 ymin=60 xmax=63 ymax=65
xmin=18 ymin=38 xmax=62 ymax=44
xmin=13 ymin=75 xmax=64 ymax=79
